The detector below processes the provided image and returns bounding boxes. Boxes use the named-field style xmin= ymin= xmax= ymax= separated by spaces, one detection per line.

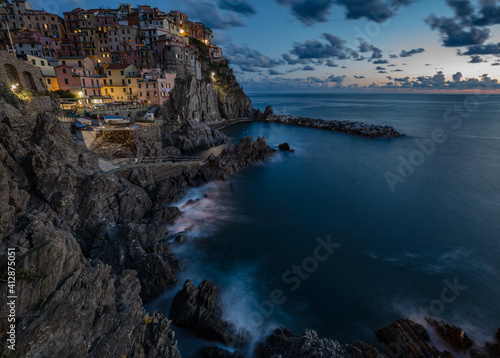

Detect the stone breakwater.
xmin=264 ymin=114 xmax=405 ymax=139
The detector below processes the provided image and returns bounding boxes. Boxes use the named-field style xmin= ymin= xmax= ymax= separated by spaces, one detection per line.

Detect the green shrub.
xmin=15 ymin=89 xmax=34 ymax=103
xmin=0 ymin=81 xmax=20 ymax=108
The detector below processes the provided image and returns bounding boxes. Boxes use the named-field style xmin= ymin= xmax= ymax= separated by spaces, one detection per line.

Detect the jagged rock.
xmin=169 ymin=76 xmax=222 ymax=122
xmin=426 ymin=318 xmax=473 ymax=351
xmin=255 ymin=328 xmax=383 ymax=358
xmin=163 ymin=119 xmax=228 ymax=151
xmin=278 ymin=143 xmax=294 ymax=152
xmin=376 ymin=319 xmax=451 ymax=358
xmin=199 ymin=136 xmax=277 ymax=181
xmin=265 ymin=114 xmax=404 ymax=139
xmin=264 ymin=105 xmax=274 ymax=118
xmin=170 ymin=280 xmax=246 ymax=346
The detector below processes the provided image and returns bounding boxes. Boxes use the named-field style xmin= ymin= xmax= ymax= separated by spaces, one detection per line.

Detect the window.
xmin=85 ymin=89 xmax=87 ymax=95
xmin=120 ymin=70 xmax=124 ymax=75
xmin=62 ymin=60 xmax=66 ymax=65
xmin=41 ymin=60 xmax=45 ymax=66
xmin=62 ymin=68 xmax=67 ymax=73
xmin=64 ymin=79 xmax=68 ymax=84
xmin=108 ymin=71 xmax=111 ymax=76
xmin=31 ymin=60 xmax=36 ymax=65
xmin=111 ymin=88 xmax=114 ymax=92
xmin=140 ymin=92 xmax=142 ymax=96
xmin=146 ymin=91 xmax=149 ymax=97
xmin=122 ymin=88 xmax=126 ymax=93
xmin=47 ymin=78 xmax=51 ymax=84
xmin=78 ymin=60 xmax=82 ymax=67
xmin=128 ymin=79 xmax=131 ymax=84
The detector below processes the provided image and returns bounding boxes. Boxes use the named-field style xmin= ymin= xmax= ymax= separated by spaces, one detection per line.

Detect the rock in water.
xmin=376 ymin=319 xmax=452 ymax=358
xmin=169 ymin=280 xmax=246 ymax=346
xmin=163 ymin=119 xmax=228 ymax=151
xmin=264 ymin=105 xmax=274 ymax=118
xmin=278 ymin=143 xmax=294 ymax=152
xmin=255 ymin=328 xmax=383 ymax=358
xmin=426 ymin=318 xmax=473 ymax=351
xmin=199 ymin=136 xmax=277 ymax=181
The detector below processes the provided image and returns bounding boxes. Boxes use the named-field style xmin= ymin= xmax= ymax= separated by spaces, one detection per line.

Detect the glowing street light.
xmin=10 ymin=83 xmax=18 ymax=91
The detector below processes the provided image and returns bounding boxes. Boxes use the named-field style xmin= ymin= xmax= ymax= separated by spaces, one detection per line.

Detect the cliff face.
xmin=167 ymin=43 xmax=253 ymax=123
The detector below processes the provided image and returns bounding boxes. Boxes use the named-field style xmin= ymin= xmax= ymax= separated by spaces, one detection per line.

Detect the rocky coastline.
xmin=0 ymin=58 xmax=495 ymax=358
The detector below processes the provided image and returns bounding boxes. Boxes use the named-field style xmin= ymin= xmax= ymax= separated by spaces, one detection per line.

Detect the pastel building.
xmin=101 ymin=63 xmax=140 ymax=102
xmin=137 ymin=68 xmax=175 ymax=105
xmin=55 ymin=65 xmax=107 ymax=105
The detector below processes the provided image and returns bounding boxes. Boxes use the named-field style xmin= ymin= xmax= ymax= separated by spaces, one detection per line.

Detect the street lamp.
xmin=79 ymin=91 xmax=86 ymax=109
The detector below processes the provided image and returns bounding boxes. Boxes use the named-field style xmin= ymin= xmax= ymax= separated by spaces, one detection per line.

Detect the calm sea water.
xmin=153 ymin=93 xmax=500 ymax=356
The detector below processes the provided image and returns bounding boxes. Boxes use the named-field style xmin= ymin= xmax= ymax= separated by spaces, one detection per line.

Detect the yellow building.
xmin=26 ymin=54 xmax=59 ymax=91
xmin=101 ymin=63 xmax=140 ymax=102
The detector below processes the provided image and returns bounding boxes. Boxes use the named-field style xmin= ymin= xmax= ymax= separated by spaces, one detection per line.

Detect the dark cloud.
xmin=225 ymin=43 xmax=285 ymax=72
xmin=389 ymin=54 xmax=399 ymax=59
xmin=426 ymin=15 xmax=490 ymax=46
xmin=276 ymin=0 xmax=416 ymax=25
xmin=177 ymin=0 xmax=245 ymax=29
xmin=392 ymin=69 xmax=404 ymax=72
xmin=328 ymin=75 xmax=346 ymax=83
xmin=358 ymin=40 xmax=384 ymax=60
xmin=468 ymin=55 xmax=484 ymax=63
xmin=269 ymin=69 xmax=284 ymax=75
xmin=492 ymin=62 xmax=500 ymax=66
xmin=373 ymin=59 xmax=390 ymax=64
xmin=427 ymin=0 xmax=500 ymax=47
xmin=376 ymin=66 xmax=386 ymax=71
xmin=284 ymin=33 xmax=358 ymax=64
xmin=354 ymin=75 xmax=365 ymax=79
xmin=325 ymin=60 xmax=339 ymax=67
xmin=218 ymin=0 xmax=256 ymax=15
xmin=303 ymin=65 xmax=316 ymax=71
xmin=461 ymin=42 xmax=500 ymax=55
xmin=399 ymin=48 xmax=425 ymax=57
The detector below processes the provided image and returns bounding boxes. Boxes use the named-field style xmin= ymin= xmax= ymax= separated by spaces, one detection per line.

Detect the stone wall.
xmin=0 ymin=50 xmax=46 ymax=93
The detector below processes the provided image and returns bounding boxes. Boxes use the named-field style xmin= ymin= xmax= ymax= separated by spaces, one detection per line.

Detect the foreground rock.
xmin=163 ymin=119 xmax=228 ymax=151
xmin=377 ymin=318 xmax=500 ymax=358
xmin=170 ymin=280 xmax=247 ymax=346
xmin=255 ymin=328 xmax=383 ymax=358
xmin=265 ymin=114 xmax=404 ymax=139
xmin=199 ymin=136 xmax=277 ymax=181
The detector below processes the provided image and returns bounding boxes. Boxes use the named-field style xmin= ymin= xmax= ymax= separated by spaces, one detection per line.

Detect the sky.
xmin=34 ymin=0 xmax=500 ymax=92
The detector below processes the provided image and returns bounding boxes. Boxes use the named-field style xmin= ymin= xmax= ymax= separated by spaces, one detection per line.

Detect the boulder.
xmin=169 ymin=279 xmax=246 ymax=346
xmin=278 ymin=143 xmax=294 ymax=152
xmin=426 ymin=318 xmax=473 ymax=351
xmin=255 ymin=328 xmax=383 ymax=358
xmin=163 ymin=119 xmax=228 ymax=152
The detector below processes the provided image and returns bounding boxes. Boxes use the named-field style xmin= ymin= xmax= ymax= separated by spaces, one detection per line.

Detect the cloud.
xmin=373 ymin=59 xmax=390 ymax=64
xmin=372 ymin=71 xmax=500 ymax=90
xmin=468 ymin=55 xmax=484 ymax=63
xmin=376 ymin=66 xmax=386 ymax=71
xmin=492 ymin=62 xmax=500 ymax=66
xmin=276 ymin=0 xmax=416 ymax=25
xmin=174 ymin=0 xmax=246 ymax=29
xmin=303 ymin=65 xmax=316 ymax=71
xmin=426 ymin=0 xmax=500 ymax=47
xmin=269 ymin=69 xmax=284 ymax=75
xmin=399 ymin=48 xmax=425 ymax=57
xmin=461 ymin=42 xmax=500 ymax=55
xmin=225 ymin=43 xmax=285 ymax=72
xmin=218 ymin=0 xmax=256 ymax=15
xmin=354 ymin=75 xmax=365 ymax=79
xmin=240 ymin=74 xmax=347 ymax=89
xmin=426 ymin=15 xmax=490 ymax=46
xmin=392 ymin=69 xmax=404 ymax=72
xmin=325 ymin=60 xmax=339 ymax=67
xmin=284 ymin=33 xmax=358 ymax=64
xmin=389 ymin=54 xmax=399 ymax=59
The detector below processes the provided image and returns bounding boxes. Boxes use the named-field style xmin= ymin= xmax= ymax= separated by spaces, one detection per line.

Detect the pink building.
xmin=55 ymin=65 xmax=107 ymax=105
xmin=137 ymin=68 xmax=176 ymax=106
xmin=209 ymin=45 xmax=223 ymax=61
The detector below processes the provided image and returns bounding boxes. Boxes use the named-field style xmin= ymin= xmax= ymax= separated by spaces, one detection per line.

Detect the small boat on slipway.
xmin=102 ymin=116 xmax=131 ymax=125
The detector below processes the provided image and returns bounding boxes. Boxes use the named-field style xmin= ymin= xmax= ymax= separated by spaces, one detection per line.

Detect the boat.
xmin=73 ymin=121 xmax=88 ymax=129
xmin=102 ymin=115 xmax=130 ymax=125
xmin=108 ymin=119 xmax=131 ymax=125
xmin=76 ymin=118 xmax=92 ymax=125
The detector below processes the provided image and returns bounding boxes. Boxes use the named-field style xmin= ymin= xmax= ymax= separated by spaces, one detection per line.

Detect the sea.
xmin=150 ymin=93 xmax=500 ymax=357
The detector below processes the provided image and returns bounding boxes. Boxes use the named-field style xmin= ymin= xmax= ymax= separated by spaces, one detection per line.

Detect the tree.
xmin=52 ymin=90 xmax=77 ymax=99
